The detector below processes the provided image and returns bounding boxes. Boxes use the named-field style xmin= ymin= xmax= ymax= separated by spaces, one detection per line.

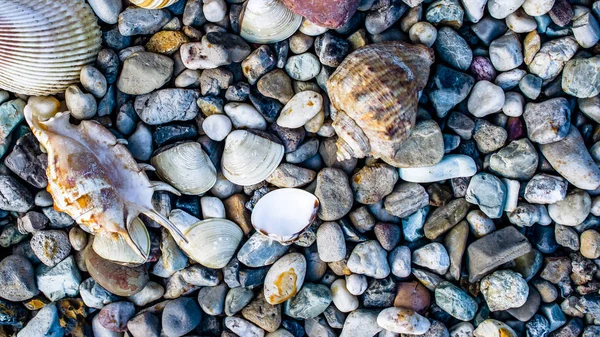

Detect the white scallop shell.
xmin=130 ymin=0 xmax=179 ymax=9
xmin=0 ymin=0 xmax=102 ymax=95
xmin=221 ymin=130 xmax=284 ymax=186
xmin=177 ymin=218 xmax=243 ymax=269
xmin=251 ymin=188 xmax=319 ymax=244
xmin=151 ymin=142 xmax=218 ymax=195
xmin=240 ymin=0 xmax=302 ymax=44
xmin=92 ymin=217 xmax=150 ymax=265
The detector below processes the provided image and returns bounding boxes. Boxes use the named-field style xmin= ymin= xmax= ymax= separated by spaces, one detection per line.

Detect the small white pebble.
xmin=203 ymin=0 xmax=227 ymax=23
xmin=203 ymin=114 xmax=232 ymax=141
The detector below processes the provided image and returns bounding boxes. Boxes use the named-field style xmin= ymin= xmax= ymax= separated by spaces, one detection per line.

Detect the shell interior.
xmin=92 ymin=217 xmax=150 ymax=265
xmin=130 ymin=0 xmax=179 ymax=9
xmin=251 ymin=188 xmax=319 ymax=243
xmin=0 ymin=0 xmax=102 ymax=95
xmin=240 ymin=0 xmax=302 ymax=44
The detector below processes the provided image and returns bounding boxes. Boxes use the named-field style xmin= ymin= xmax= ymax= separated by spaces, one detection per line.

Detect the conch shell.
xmin=130 ymin=0 xmax=179 ymax=8
xmin=0 ymin=0 xmax=102 ymax=95
xmin=326 ymin=41 xmax=434 ymax=167
xmin=25 ymin=104 xmax=186 ymax=262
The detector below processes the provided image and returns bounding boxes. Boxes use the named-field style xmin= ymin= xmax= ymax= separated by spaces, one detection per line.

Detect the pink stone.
xmin=98 ymin=301 xmax=135 ymax=332
xmin=470 ymin=56 xmax=497 ymax=82
xmin=281 ymin=0 xmax=361 ymax=28
xmin=549 ymin=0 xmax=573 ymax=27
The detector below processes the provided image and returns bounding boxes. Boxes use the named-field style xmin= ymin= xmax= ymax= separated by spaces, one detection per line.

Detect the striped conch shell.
xmin=130 ymin=0 xmax=179 ymax=9
xmin=0 ymin=0 xmax=101 ymax=95
xmin=326 ymin=41 xmax=435 ymax=167
xmin=25 ymin=102 xmax=186 ymax=263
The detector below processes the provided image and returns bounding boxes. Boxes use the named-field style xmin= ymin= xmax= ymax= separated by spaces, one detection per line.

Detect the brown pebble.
xmin=580 ymin=229 xmax=600 ymax=259
xmin=394 ymin=281 xmax=431 ymax=314
xmin=146 ymin=31 xmax=189 ymax=55
xmin=223 ymin=194 xmax=253 ymax=235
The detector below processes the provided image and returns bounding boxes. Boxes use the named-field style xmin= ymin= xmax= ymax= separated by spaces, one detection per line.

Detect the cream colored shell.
xmin=0 ymin=0 xmax=102 ymax=95
xmin=130 ymin=0 xmax=179 ymax=9
xmin=240 ymin=0 xmax=302 ymax=44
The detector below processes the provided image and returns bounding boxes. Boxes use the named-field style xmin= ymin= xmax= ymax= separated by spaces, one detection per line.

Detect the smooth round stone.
xmin=374 ymin=223 xmax=401 ymax=251
xmin=480 ymin=270 xmax=529 ymax=312
xmin=435 ymin=281 xmax=477 ymax=321
xmin=267 ymin=329 xmax=295 ymax=337
xmin=68 ymin=227 xmax=88 ymax=252
xmin=465 ymin=173 xmax=506 ymax=219
xmin=277 ymin=91 xmax=323 ymax=128
xmin=264 ymin=253 xmax=306 ymax=305
xmin=98 ymin=301 xmax=135 ymax=332
xmin=562 ymin=56 xmax=600 ymax=98
xmin=519 ymin=73 xmax=542 ymax=100
xmin=339 ymin=309 xmax=382 ymax=337
xmin=290 ymin=32 xmax=314 ymax=54
xmin=202 ymin=114 xmax=232 ymax=142
xmin=203 ymin=0 xmax=226 ymax=22
xmin=489 ymin=32 xmax=523 ymax=71
xmin=237 ymin=233 xmax=289 ymax=268
xmin=315 ymin=168 xmax=353 ymax=221
xmin=391 ymin=119 xmax=444 ymax=168
xmin=581 ymin=229 xmax=600 ymax=259
xmin=495 ymin=69 xmax=527 ymax=90
xmin=578 ymin=95 xmax=600 ymax=123
xmin=127 ymin=281 xmax=164 ymax=307
xmin=299 ymin=18 xmax=329 ymax=36
xmin=394 ymin=281 xmax=431 ymax=314
xmin=88 ymin=0 xmax=122 ymax=24
xmin=472 ymin=119 xmax=507 ymax=153
xmin=572 ymin=6 xmax=600 ymax=48
xmin=127 ymin=312 xmax=160 ymax=337
xmin=200 ymin=196 xmax=225 ymax=219
xmin=80 ymin=278 xmax=118 ymax=309
xmin=175 ymin=69 xmax=201 ymax=88
xmin=389 ymin=246 xmax=411 ymax=278
xmin=266 ymin=163 xmax=316 ymax=188
xmin=450 ymin=322 xmax=475 ymax=337
xmin=506 ymin=9 xmax=537 ymax=33
xmin=257 ymin=69 xmax=294 ymax=104
xmin=345 ymin=274 xmax=367 ymax=296
xmin=198 ymin=283 xmax=227 ymax=316
xmin=524 ymin=98 xmax=571 ymax=145
xmin=502 ymin=92 xmax=524 ymax=117
xmin=30 ymin=230 xmax=71 ymax=267
xmin=466 ymin=210 xmax=495 ymax=238
xmin=409 ymin=22 xmax=437 ymax=48
xmin=412 ymin=242 xmax=450 ymax=275
xmin=146 ymin=30 xmax=189 ymax=55
xmin=524 ymin=174 xmax=567 ymax=204
xmin=548 ymin=190 xmax=591 ymax=226
xmin=65 ymin=85 xmax=97 ymax=120
xmin=351 ymin=163 xmax=398 ymax=205
xmin=316 ymin=222 xmax=346 ymax=263
xmin=80 ymin=65 xmax=108 ymax=98
xmin=180 ymin=38 xmax=231 ymax=70
xmin=162 ymin=297 xmax=201 ymax=337
xmin=377 ymin=307 xmax=431 ymax=334
xmin=285 ymin=283 xmax=332 ymax=319
xmin=347 ymin=240 xmax=390 ymax=279
xmin=398 ymin=154 xmax=477 ymax=183
xmin=467 ymin=80 xmax=505 ymax=117
xmin=85 ymin=247 xmax=148 ymax=297
xmin=526 ymin=314 xmax=550 ymax=337
xmin=224 ymin=102 xmax=267 ymax=130
xmin=0 ymin=255 xmax=38 ymax=302
xmin=117 ymin=52 xmax=173 ymax=95
xmin=487 ymin=0 xmax=525 ymax=19
xmin=224 ymin=317 xmax=264 ymax=337
xmin=528 ymin=36 xmax=579 ymax=81
xmin=225 ymin=287 xmax=254 ymax=316
xmin=522 ymin=0 xmax=555 ymax=16
xmin=474 ymin=319 xmax=518 ymax=337
xmin=435 ymin=27 xmax=473 ymax=71
xmin=330 ymin=279 xmax=359 ymax=312
xmin=285 ymin=53 xmax=321 ymax=81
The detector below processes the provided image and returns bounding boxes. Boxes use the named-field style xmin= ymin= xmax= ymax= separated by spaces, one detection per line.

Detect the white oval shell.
xmin=0 ymin=0 xmax=102 ymax=95
xmin=251 ymin=188 xmax=319 ymax=243
xmin=92 ymin=217 xmax=150 ymax=265
xmin=178 ymin=218 xmax=243 ymax=269
xmin=151 ymin=142 xmax=218 ymax=195
xmin=221 ymin=130 xmax=284 ymax=186
xmin=398 ymin=154 xmax=477 ymax=183
xmin=240 ymin=0 xmax=302 ymax=44
xmin=130 ymin=0 xmax=179 ymax=9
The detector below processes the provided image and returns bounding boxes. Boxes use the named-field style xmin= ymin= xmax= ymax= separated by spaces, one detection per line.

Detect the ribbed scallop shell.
xmin=130 ymin=0 xmax=179 ymax=9
xmin=326 ymin=41 xmax=435 ymax=167
xmin=221 ymin=130 xmax=284 ymax=186
xmin=0 ymin=0 xmax=102 ymax=95
xmin=241 ymin=0 xmax=302 ymax=44
xmin=151 ymin=142 xmax=217 ymax=195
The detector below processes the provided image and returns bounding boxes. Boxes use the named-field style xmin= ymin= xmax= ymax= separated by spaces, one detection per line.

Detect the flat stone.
xmin=424 ymin=198 xmax=470 ymax=240
xmin=118 ymin=7 xmax=171 ymax=36
xmin=315 ymin=168 xmax=353 ymax=221
xmin=135 ymin=89 xmax=200 ymax=125
xmin=435 ymin=27 xmax=473 ymax=71
xmin=388 ymin=119 xmax=444 ymax=168
xmin=0 ymin=255 xmax=38 ymax=302
xmin=36 ymin=256 xmax=81 ymax=301
xmin=347 ymin=240 xmax=390 ymax=279
xmin=384 ymin=183 xmax=429 ymax=218
xmin=489 ymin=139 xmax=538 ymax=180
xmin=285 ymin=283 xmax=332 ymax=319
xmin=466 ymin=173 xmax=506 ymax=219
xmin=562 ymin=56 xmax=600 ymax=98
xmin=117 ymin=52 xmax=173 ymax=95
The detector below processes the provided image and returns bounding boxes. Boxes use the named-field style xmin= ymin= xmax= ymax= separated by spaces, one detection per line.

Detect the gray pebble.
xmin=0 ymin=175 xmax=33 ymax=212
xmin=135 ymin=89 xmax=200 ymax=125
xmin=285 ymin=53 xmax=321 ymax=81
xmin=118 ymin=8 xmax=171 ymax=36
xmin=17 ymin=302 xmax=63 ymax=337
xmin=117 ymin=52 xmax=173 ymax=95
xmin=472 ymin=119 xmax=507 ymax=153
xmin=347 ymin=240 xmax=390 ymax=279
xmin=466 ymin=173 xmax=506 ymax=219
xmin=65 ymin=85 xmax=97 ymax=120
xmin=80 ymin=65 xmax=107 ymax=98
xmin=198 ymin=283 xmax=228 ymax=316
xmin=435 ymin=27 xmax=473 ymax=71
xmin=384 ymin=182 xmax=429 ymax=218
xmin=0 ymin=255 xmax=38 ymax=301
xmin=285 ymin=283 xmax=332 ymax=319
xmin=36 ymin=256 xmax=81 ymax=301
xmin=162 ymin=297 xmax=202 ymax=337
xmin=524 ymin=174 xmax=568 ymax=204
xmin=237 ymin=232 xmax=289 ymax=267
xmin=413 ymin=242 xmax=450 ymax=275
xmin=315 ymin=168 xmax=353 ymax=221
xmin=30 ymin=230 xmax=71 ymax=267
xmin=489 ymin=138 xmax=538 ymax=180
xmin=317 ymin=222 xmax=346 ymax=263
xmin=225 ymin=287 xmax=254 ymax=316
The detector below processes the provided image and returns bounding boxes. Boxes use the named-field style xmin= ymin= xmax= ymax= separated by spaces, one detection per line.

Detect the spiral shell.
xmin=130 ymin=0 xmax=179 ymax=9
xmin=221 ymin=130 xmax=284 ymax=186
xmin=0 ymin=0 xmax=102 ymax=95
xmin=151 ymin=142 xmax=218 ymax=195
xmin=326 ymin=41 xmax=435 ymax=167
xmin=241 ymin=0 xmax=302 ymax=44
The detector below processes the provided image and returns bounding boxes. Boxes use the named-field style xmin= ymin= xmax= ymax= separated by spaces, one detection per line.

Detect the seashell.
xmin=281 ymin=0 xmax=360 ymax=29
xmin=240 ymin=0 xmax=302 ymax=44
xmin=326 ymin=41 xmax=435 ymax=167
xmin=130 ymin=0 xmax=179 ymax=9
xmin=221 ymin=130 xmax=284 ymax=186
xmin=0 ymin=0 xmax=102 ymax=96
xmin=176 ymin=218 xmax=243 ymax=269
xmin=25 ymin=105 xmax=187 ymax=262
xmin=92 ymin=217 xmax=150 ymax=265
xmin=398 ymin=154 xmax=478 ymax=183
xmin=151 ymin=142 xmax=218 ymax=195
xmin=251 ymin=188 xmax=319 ymax=244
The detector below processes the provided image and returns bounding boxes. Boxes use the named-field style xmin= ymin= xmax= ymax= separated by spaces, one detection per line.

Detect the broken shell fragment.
xmin=398 ymin=154 xmax=478 ymax=183
xmin=151 ymin=142 xmax=218 ymax=195
xmin=85 ymin=245 xmax=149 ymax=296
xmin=92 ymin=218 xmax=150 ymax=265
xmin=0 ymin=0 xmax=102 ymax=95
xmin=240 ymin=0 xmax=303 ymax=44
xmin=129 ymin=0 xmax=179 ymax=9
xmin=326 ymin=41 xmax=435 ymax=167
xmin=221 ymin=130 xmax=285 ymax=186
xmin=251 ymin=188 xmax=319 ymax=244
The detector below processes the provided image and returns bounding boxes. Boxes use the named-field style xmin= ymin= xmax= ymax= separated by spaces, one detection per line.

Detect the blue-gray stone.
xmin=0 ymin=299 xmax=27 ymax=328
xmin=426 ymin=0 xmax=464 ymax=28
xmin=116 ymin=101 xmax=138 ymax=136
xmin=98 ymin=85 xmax=116 ymax=117
xmin=162 ymin=297 xmax=202 ymax=337
xmin=285 ymin=283 xmax=332 ymax=319
xmin=435 ymin=281 xmax=478 ymax=321
xmin=127 ymin=312 xmax=160 ymax=337
xmin=466 ymin=173 xmax=506 ymax=219
xmin=541 ymin=303 xmax=567 ymax=332
xmin=118 ymin=8 xmax=171 ymax=36
xmin=428 ymin=65 xmax=475 ymax=117
xmin=583 ymin=325 xmax=600 ymax=337
xmin=0 ymin=99 xmax=25 ymax=158
xmin=472 ymin=17 xmax=508 ymax=45
xmin=103 ymin=27 xmax=131 ymax=50
xmin=435 ymin=27 xmax=473 ymax=71
xmin=536 ymin=14 xmax=553 ymax=34
xmin=153 ymin=124 xmax=198 ymax=148
xmin=224 ymin=287 xmax=254 ymax=316
xmin=526 ymin=314 xmax=550 ymax=337
xmin=519 ymin=74 xmax=543 ymax=100
xmin=16 ymin=303 xmax=64 ymax=337
xmin=36 ymin=256 xmax=81 ymax=301
xmin=0 ymin=175 xmax=33 ymax=213
xmin=237 ymin=232 xmax=289 ymax=268
xmin=362 ymin=277 xmax=396 ymax=308
xmin=365 ymin=0 xmax=407 ymax=35
xmin=239 ymin=266 xmax=269 ymax=289
xmin=79 ymin=278 xmax=118 ymax=309
xmin=532 ymin=224 xmax=558 ymax=254
xmin=402 ymin=206 xmax=429 ymax=242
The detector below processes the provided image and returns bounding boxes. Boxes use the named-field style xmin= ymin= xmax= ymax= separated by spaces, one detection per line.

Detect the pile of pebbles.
xmin=2 ymin=0 xmax=600 ymax=336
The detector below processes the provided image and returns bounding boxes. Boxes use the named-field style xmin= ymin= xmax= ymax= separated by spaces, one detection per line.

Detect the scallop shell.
xmin=177 ymin=218 xmax=243 ymax=269
xmin=221 ymin=130 xmax=284 ymax=186
xmin=0 ymin=0 xmax=102 ymax=95
xmin=130 ymin=0 xmax=179 ymax=9
xmin=151 ymin=142 xmax=218 ymax=195
xmin=25 ymin=105 xmax=186 ymax=260
xmin=240 ymin=0 xmax=302 ymax=44
xmin=251 ymin=188 xmax=319 ymax=244
xmin=92 ymin=217 xmax=150 ymax=265
xmin=326 ymin=41 xmax=435 ymax=167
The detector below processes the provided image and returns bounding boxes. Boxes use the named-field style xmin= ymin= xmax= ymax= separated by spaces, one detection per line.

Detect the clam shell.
xmin=177 ymin=218 xmax=243 ymax=269
xmin=326 ymin=41 xmax=435 ymax=167
xmin=151 ymin=142 xmax=218 ymax=195
xmin=130 ymin=0 xmax=179 ymax=9
xmin=241 ymin=0 xmax=302 ymax=44
xmin=92 ymin=218 xmax=150 ymax=265
xmin=0 ymin=0 xmax=102 ymax=95
xmin=251 ymin=188 xmax=319 ymax=244
xmin=221 ymin=130 xmax=284 ymax=186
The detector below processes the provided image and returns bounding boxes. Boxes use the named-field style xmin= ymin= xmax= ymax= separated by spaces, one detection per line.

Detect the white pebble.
xmin=462 ymin=0 xmax=487 ymax=23
xmin=224 ymin=102 xmax=267 ymax=130
xmin=591 ymin=196 xmax=600 ymax=216
xmin=398 ymin=154 xmax=477 ymax=183
xmin=203 ymin=0 xmax=227 ymax=22
xmin=200 ymin=196 xmax=226 ymax=219
xmin=278 ymin=91 xmax=323 ymax=128
xmin=409 ymin=22 xmax=437 ymax=48
xmin=345 ymin=274 xmax=368 ymax=296
xmin=203 ymin=114 xmax=232 ymax=141
xmin=502 ymin=91 xmax=524 ymax=117
xmin=488 ymin=0 xmax=525 ymax=19
xmin=537 ymin=205 xmax=552 ymax=226
xmin=506 ymin=9 xmax=537 ymax=33
xmin=65 ymin=85 xmax=97 ymax=120
xmin=377 ymin=307 xmax=431 ymax=335
xmin=502 ymin=178 xmax=520 ymax=212
xmin=80 ymin=65 xmax=107 ymax=98
xmin=330 ymin=279 xmax=359 ymax=313
xmin=572 ymin=6 xmax=600 ymax=48
xmin=299 ymin=18 xmax=329 ymax=36
xmin=466 ymin=210 xmax=496 ymax=238
xmin=522 ymin=0 xmax=555 ymax=16
xmin=28 ymin=96 xmax=61 ymax=119
xmin=468 ymin=80 xmax=505 ymax=117
xmin=175 ymin=69 xmax=201 ymax=88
